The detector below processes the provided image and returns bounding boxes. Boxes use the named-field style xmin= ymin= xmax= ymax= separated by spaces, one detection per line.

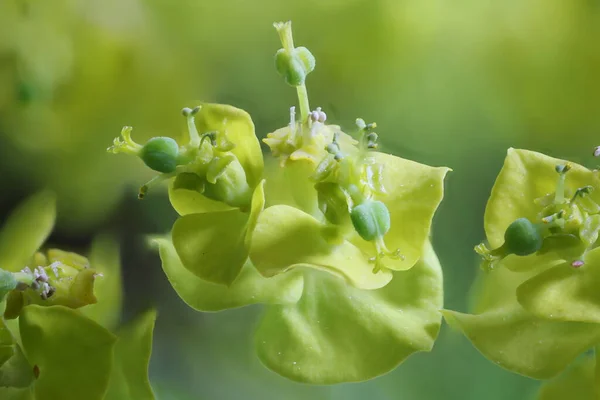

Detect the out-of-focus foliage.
xmin=2 ymin=0 xmax=600 ymax=398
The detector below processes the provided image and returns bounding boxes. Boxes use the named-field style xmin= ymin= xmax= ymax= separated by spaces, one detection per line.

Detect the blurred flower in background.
xmin=1 ymin=0 xmax=599 ymax=399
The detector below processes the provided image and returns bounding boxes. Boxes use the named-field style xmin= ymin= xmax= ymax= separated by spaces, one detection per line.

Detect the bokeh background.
xmin=1 ymin=0 xmax=599 ymax=398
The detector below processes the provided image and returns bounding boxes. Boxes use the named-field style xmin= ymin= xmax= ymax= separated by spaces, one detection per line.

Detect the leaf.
xmin=352 ymin=153 xmax=449 ymax=271
xmin=517 ymin=247 xmax=600 ymax=323
xmin=0 ymin=191 xmax=56 ymax=272
xmin=0 ymin=345 xmax=34 ymax=388
xmin=484 ymin=149 xmax=596 ymax=271
xmin=250 ymin=205 xmax=392 ymax=290
xmin=105 ymin=309 xmax=156 ymax=400
xmin=19 ymin=305 xmax=117 ymax=400
xmin=155 ymin=238 xmax=303 ymax=312
xmin=194 ymin=103 xmax=263 ymax=189
xmin=537 ymin=356 xmax=597 ymax=400
xmin=254 ymin=241 xmax=443 ymax=384
xmin=443 ymin=307 xmax=600 ymax=380
xmin=80 ymin=235 xmax=123 ymax=329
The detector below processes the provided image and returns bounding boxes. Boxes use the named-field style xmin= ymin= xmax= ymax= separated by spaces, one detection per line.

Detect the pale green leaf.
xmin=155 ymin=238 xmax=303 ymax=312
xmin=250 ymin=205 xmax=392 ymax=290
xmin=255 ymin=241 xmax=443 ymax=384
xmin=105 ymin=309 xmax=156 ymax=400
xmin=0 ymin=192 xmax=56 ymax=272
xmin=80 ymin=235 xmax=123 ymax=329
xmin=19 ymin=305 xmax=116 ymax=400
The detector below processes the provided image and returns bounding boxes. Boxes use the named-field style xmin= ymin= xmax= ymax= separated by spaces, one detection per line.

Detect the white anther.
xmin=21 ymin=267 xmax=32 ymax=275
xmin=49 ymin=262 xmax=61 ymax=278
xmin=594 ymin=146 xmax=600 ymax=157
xmin=310 ymin=111 xmax=320 ymax=123
xmin=315 ymin=107 xmax=326 ymax=123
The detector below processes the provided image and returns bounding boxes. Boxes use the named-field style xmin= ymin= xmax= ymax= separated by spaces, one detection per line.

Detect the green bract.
xmin=109 ymin=102 xmax=265 ymax=286
xmin=0 ymin=192 xmax=155 ymax=399
xmin=445 ymin=148 xmax=600 ymax=381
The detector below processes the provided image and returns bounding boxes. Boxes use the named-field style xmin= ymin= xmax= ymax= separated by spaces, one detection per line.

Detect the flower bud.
xmin=350 ymin=200 xmax=391 ymax=241
xmin=140 ymin=137 xmax=180 ymax=173
xmin=275 ymin=46 xmax=316 ymax=86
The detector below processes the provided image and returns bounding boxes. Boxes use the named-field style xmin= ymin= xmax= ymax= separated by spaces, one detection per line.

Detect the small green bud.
xmin=350 ymin=200 xmax=391 ymax=241
xmin=275 ymin=47 xmax=316 ymax=86
xmin=504 ymin=218 xmax=543 ymax=256
xmin=140 ymin=137 xmax=180 ymax=173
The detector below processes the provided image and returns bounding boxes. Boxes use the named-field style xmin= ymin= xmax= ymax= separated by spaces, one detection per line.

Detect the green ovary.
xmin=140 ymin=137 xmax=180 ymax=173
xmin=350 ymin=200 xmax=391 ymax=242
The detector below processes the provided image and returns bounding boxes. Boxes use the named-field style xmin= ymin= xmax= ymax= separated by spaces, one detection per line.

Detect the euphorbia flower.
xmin=109 ymin=103 xmax=265 ymax=286
xmin=136 ymin=20 xmax=450 ymax=384
xmin=0 ymin=191 xmax=156 ymax=399
xmin=0 ymin=192 xmax=99 ymax=317
xmin=444 ymin=148 xmax=600 ymax=380
xmin=254 ymin=21 xmax=449 ymax=289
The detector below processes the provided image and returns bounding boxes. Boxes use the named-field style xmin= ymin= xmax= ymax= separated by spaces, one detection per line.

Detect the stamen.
xmin=183 ymin=106 xmax=202 ymax=148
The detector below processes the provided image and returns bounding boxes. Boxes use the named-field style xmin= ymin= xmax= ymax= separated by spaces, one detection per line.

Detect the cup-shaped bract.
xmin=445 ymin=148 xmax=600 ymax=380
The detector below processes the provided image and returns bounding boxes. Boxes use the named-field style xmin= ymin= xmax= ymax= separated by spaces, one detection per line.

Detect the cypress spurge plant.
xmin=0 ymin=192 xmax=156 ymax=400
xmin=443 ymin=148 xmax=600 ymax=398
xmin=109 ymin=21 xmax=449 ymax=384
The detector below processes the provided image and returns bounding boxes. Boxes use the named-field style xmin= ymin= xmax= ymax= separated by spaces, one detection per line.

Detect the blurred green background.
xmin=1 ymin=0 xmax=599 ymax=398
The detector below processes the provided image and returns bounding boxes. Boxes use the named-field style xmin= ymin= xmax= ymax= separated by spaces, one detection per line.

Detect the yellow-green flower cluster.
xmin=109 ymin=20 xmax=449 ymax=384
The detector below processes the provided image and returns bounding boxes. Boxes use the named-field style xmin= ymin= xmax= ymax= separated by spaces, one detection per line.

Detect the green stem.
xmin=296 ymin=84 xmax=310 ymax=124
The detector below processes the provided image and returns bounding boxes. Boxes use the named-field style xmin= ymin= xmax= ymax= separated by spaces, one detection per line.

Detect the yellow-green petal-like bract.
xmin=171 ymin=181 xmax=265 ymax=286
xmin=254 ymin=241 xmax=443 ymax=384
xmin=517 ymin=247 xmax=600 ymax=324
xmin=484 ymin=148 xmax=597 ymax=272
xmin=19 ymin=305 xmax=116 ymax=400
xmin=250 ymin=205 xmax=393 ymax=290
xmin=352 ymin=153 xmax=449 ymax=271
xmin=155 ymin=237 xmax=303 ymax=311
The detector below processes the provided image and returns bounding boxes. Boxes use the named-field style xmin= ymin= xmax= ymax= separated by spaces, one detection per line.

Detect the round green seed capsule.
xmin=504 ymin=217 xmax=543 ymax=256
xmin=140 ymin=137 xmax=179 ymax=173
xmin=350 ymin=200 xmax=391 ymax=241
